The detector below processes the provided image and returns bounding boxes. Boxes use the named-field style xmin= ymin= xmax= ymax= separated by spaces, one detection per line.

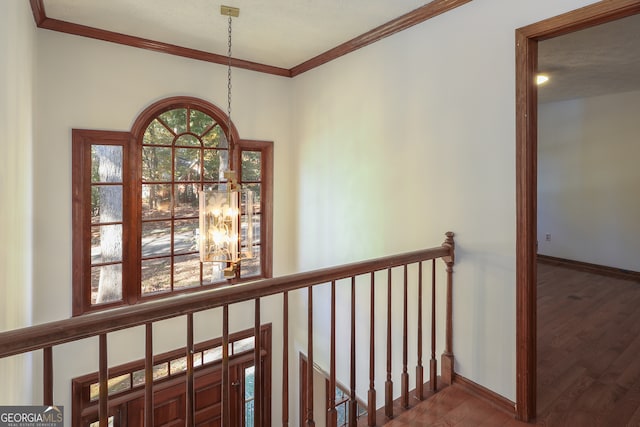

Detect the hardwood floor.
xmin=381 ymin=262 xmax=640 ymax=426
xmin=382 ymin=384 xmax=527 ymax=426
xmin=536 ymin=261 xmax=640 ymax=426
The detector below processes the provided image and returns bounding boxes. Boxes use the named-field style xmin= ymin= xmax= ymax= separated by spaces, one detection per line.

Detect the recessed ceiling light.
xmin=536 ymin=74 xmax=549 ymax=85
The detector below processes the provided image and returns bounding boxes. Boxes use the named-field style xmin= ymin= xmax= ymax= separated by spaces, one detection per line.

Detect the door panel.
xmin=122 ymin=365 xmax=242 ymax=426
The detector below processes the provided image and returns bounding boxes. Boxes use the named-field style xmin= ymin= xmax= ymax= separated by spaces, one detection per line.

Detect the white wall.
xmin=27 ymin=31 xmax=295 ymax=424
xmin=538 ymin=90 xmax=640 ymax=271
xmin=290 ymin=0 xmax=601 ymax=408
xmin=0 ymin=0 xmax=36 ymax=404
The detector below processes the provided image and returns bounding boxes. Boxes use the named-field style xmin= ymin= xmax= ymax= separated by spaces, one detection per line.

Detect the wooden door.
xmin=122 ymin=365 xmax=242 ymax=426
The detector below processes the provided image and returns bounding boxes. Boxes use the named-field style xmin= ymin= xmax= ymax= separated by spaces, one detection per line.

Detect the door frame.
xmin=515 ymin=0 xmax=640 ymax=421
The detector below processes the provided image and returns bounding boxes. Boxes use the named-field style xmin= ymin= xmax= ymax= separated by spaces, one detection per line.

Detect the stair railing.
xmin=0 ymin=232 xmax=454 ymax=426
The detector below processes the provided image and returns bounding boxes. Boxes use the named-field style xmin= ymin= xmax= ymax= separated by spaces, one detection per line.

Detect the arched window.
xmin=72 ymin=97 xmax=272 ymax=315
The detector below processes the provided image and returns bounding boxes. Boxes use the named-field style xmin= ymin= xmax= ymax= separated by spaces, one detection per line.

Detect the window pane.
xmin=203 ymin=346 xmax=222 ymax=364
xmin=245 ymin=365 xmax=255 ymax=399
xmin=242 ymin=151 xmax=261 ymax=182
xmin=337 ymin=403 xmax=346 ymax=426
xmin=91 ymin=264 xmax=122 ymax=305
xmin=190 ymin=109 xmax=215 ymax=136
xmin=91 ymin=145 xmax=122 ymax=183
xmin=91 ymin=185 xmax=123 ymax=224
xmin=91 ymin=224 xmax=123 ymax=264
xmin=174 ymin=220 xmax=198 ymax=253
xmin=240 ymin=213 xmax=261 ymax=278
xmin=175 ymin=148 xmax=201 ymax=181
xmin=243 ymin=183 xmax=261 ymax=205
xmin=193 ymin=352 xmax=203 ymax=367
xmin=89 ymin=416 xmax=114 ymax=427
xmin=132 ymin=369 xmax=145 ymax=387
xmin=153 ymin=363 xmax=169 ymax=380
xmin=108 ymin=373 xmax=131 ymax=395
xmin=141 ymin=221 xmax=171 ymax=258
xmin=233 ymin=337 xmax=255 ymax=355
xmin=203 ymin=149 xmax=226 ymax=181
xmin=240 ymin=256 xmax=260 ymax=278
xmin=170 ymin=356 xmax=187 ymax=375
xmin=158 ymin=108 xmax=187 ymax=135
xmin=202 ymin=124 xmax=227 ymax=148
xmin=174 ymin=254 xmax=200 ymax=289
xmin=142 ymin=184 xmax=172 ymax=219
xmin=245 ymin=400 xmax=255 ymax=427
xmin=142 ymin=146 xmax=172 ymax=182
xmin=174 ymin=184 xmax=199 ymax=218
xmin=141 ymin=257 xmax=171 ymax=294
xmin=175 ymin=134 xmax=200 ymax=147
xmin=143 ymin=119 xmax=174 ymax=145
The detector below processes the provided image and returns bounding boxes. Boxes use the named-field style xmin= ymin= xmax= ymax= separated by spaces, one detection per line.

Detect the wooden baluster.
xmin=416 ymin=262 xmax=424 ymax=401
xmin=222 ymin=305 xmax=230 ymax=425
xmin=385 ymin=268 xmax=393 ymax=419
xmin=328 ymin=281 xmax=337 ymax=427
xmin=99 ymin=333 xmax=108 ymax=427
xmin=401 ymin=265 xmax=409 ymax=409
xmin=349 ymin=276 xmax=357 ymax=426
xmin=144 ymin=323 xmax=154 ymax=426
xmin=430 ymin=259 xmax=437 ymax=392
xmin=368 ymin=272 xmax=376 ymax=426
xmin=186 ymin=313 xmax=195 ymax=426
xmin=306 ymin=286 xmax=315 ymax=426
xmin=43 ymin=347 xmax=53 ymax=406
xmin=255 ymin=298 xmax=262 ymax=427
xmin=441 ymin=232 xmax=455 ymax=385
xmin=283 ymin=291 xmax=289 ymax=427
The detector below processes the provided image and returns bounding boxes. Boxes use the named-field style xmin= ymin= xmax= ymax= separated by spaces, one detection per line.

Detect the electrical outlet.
xmin=545 ymin=233 xmax=551 ymax=242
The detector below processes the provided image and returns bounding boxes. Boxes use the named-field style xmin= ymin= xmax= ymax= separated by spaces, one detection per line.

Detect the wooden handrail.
xmin=0 ymin=245 xmax=450 ymax=359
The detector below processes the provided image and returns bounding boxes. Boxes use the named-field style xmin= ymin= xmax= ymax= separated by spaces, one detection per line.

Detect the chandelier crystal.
xmin=199 ymin=5 xmax=253 ymax=280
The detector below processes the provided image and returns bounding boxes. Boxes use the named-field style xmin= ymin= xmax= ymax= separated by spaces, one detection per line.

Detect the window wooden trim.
xmin=72 ymin=130 xmax=136 ymax=315
xmin=236 ymin=139 xmax=274 ymax=279
xmin=72 ymin=97 xmax=273 ymax=315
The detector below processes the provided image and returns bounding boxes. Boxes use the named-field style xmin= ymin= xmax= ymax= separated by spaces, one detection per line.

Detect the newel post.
xmin=441 ymin=231 xmax=455 ymax=385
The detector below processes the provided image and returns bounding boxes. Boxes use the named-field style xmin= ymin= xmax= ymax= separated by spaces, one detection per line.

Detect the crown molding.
xmin=290 ymin=0 xmax=472 ymax=77
xmin=30 ymin=0 xmax=471 ymax=77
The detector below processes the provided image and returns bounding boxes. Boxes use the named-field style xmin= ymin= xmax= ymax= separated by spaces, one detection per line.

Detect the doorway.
xmin=515 ymin=0 xmax=640 ymax=421
xmin=74 ymin=326 xmax=271 ymax=426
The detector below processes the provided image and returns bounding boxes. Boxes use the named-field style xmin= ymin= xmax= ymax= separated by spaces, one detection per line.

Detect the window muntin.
xmin=72 ymin=98 xmax=273 ymax=315
xmin=140 ymin=107 xmax=228 ymax=296
xmin=90 ymin=145 xmax=125 ymax=305
xmin=139 ymin=106 xmax=265 ymax=292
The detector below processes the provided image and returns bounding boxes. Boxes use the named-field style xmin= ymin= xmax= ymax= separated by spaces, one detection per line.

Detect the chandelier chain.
xmin=227 ymin=14 xmax=233 ymax=153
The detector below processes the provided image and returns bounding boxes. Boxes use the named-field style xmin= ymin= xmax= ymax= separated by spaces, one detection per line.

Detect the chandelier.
xmin=199 ymin=5 xmax=254 ymax=279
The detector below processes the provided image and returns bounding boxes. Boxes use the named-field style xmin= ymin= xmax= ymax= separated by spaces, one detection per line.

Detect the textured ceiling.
xmin=538 ymin=13 xmax=640 ymax=103
xmin=42 ymin=0 xmax=428 ymax=69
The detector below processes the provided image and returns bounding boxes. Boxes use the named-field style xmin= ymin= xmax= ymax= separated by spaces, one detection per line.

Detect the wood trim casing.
xmin=30 ymin=0 xmax=471 ymax=78
xmin=515 ymin=25 xmax=538 ymax=423
xmin=29 ymin=0 xmax=46 ymax=26
xmin=236 ymin=139 xmax=274 ymax=279
xmin=72 ymin=129 xmax=135 ymax=316
xmin=515 ymin=0 xmax=640 ymax=422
